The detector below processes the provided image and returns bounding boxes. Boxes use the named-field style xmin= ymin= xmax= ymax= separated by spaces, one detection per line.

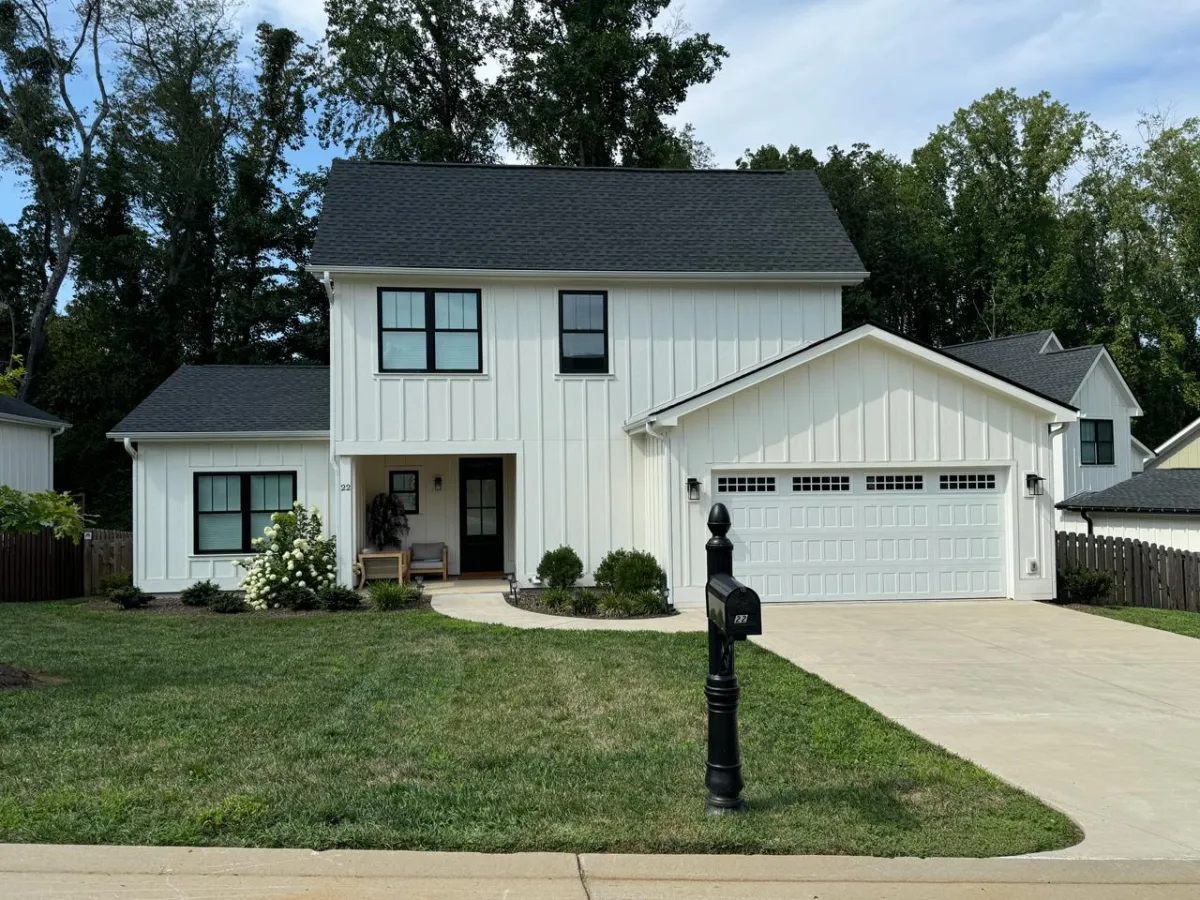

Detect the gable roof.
xmin=310 ymin=161 xmax=867 ymax=277
xmin=624 ymin=322 xmax=1077 ymax=431
xmin=108 ymin=366 xmax=329 ymax=437
xmin=941 ymin=332 xmax=1104 ymax=406
xmin=0 ymin=395 xmax=67 ymax=428
xmin=1152 ymin=415 xmax=1200 ymax=462
xmin=1059 ymin=469 xmax=1200 ymax=515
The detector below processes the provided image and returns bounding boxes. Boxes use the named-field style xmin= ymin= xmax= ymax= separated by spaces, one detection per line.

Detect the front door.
xmin=459 ymin=457 xmax=504 ymax=574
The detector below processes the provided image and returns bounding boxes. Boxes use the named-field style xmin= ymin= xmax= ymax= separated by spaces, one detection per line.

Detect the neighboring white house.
xmin=942 ymin=331 xmax=1143 ymax=532
xmin=110 ymin=161 xmax=1076 ymax=603
xmin=0 ymin=396 xmax=68 ymax=492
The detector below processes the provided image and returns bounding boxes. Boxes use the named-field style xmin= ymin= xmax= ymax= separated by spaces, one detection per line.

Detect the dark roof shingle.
xmin=0 ymin=395 xmax=67 ymax=427
xmin=109 ymin=366 xmax=329 ymax=435
xmin=310 ymin=160 xmax=867 ymax=274
xmin=942 ymin=332 xmax=1101 ymax=405
xmin=1060 ymin=469 xmax=1200 ymax=514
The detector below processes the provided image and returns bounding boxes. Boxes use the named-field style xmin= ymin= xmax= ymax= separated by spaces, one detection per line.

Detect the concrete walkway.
xmin=5 ymin=843 xmax=1200 ymax=899
xmin=433 ymin=594 xmax=1200 ymax=859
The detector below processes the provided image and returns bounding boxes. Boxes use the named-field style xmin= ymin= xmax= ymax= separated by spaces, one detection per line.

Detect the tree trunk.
xmin=17 ymin=237 xmax=74 ymax=403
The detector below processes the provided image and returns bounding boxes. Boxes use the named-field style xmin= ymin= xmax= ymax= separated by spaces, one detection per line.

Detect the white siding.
xmin=133 ymin=440 xmax=332 ymax=593
xmin=668 ymin=337 xmax=1058 ymax=603
xmin=1054 ymin=359 xmax=1136 ymax=509
xmin=0 ymin=420 xmax=55 ymax=491
xmin=1080 ymin=513 xmax=1200 ymax=554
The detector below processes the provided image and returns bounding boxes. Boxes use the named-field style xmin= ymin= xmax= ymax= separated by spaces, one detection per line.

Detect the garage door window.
xmin=717 ymin=476 xmax=776 ymax=493
xmin=866 ymin=474 xmax=923 ymax=491
xmin=939 ymin=473 xmax=997 ymax=490
xmin=793 ymin=475 xmax=851 ymax=492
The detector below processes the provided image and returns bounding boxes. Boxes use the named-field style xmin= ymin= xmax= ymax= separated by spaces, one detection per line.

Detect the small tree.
xmin=0 ymin=485 xmax=86 ymax=542
xmin=366 ymin=491 xmax=409 ymax=550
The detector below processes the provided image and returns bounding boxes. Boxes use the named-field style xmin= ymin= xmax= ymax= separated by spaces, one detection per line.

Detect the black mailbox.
xmin=706 ymin=573 xmax=762 ymax=640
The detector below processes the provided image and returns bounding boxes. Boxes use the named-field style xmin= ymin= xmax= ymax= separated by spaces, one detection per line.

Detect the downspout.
xmin=1078 ymin=508 xmax=1095 ymax=536
xmin=642 ymin=421 xmax=675 ymax=603
xmin=323 ymin=271 xmax=343 ymax=558
xmin=122 ymin=438 xmax=137 ymax=459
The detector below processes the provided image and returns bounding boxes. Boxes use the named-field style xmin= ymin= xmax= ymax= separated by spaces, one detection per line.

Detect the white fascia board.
xmin=1153 ymin=416 xmax=1200 ymax=457
xmin=107 ymin=431 xmax=330 ymax=442
xmin=306 ymin=264 xmax=869 ymax=286
xmin=623 ymin=325 xmax=1077 ymax=432
xmin=1039 ymin=332 xmax=1064 ymax=353
xmin=0 ymin=412 xmax=67 ymax=430
xmin=1131 ymin=434 xmax=1155 ymax=459
xmin=1072 ymin=349 xmax=1142 ymax=416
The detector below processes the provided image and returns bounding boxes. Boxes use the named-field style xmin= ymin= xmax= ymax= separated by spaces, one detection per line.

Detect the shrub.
xmin=98 ymin=571 xmax=132 ymax=595
xmin=366 ymin=580 xmax=422 ymax=611
xmin=1057 ymin=568 xmax=1114 ymax=605
xmin=231 ymin=502 xmax=337 ymax=610
xmin=108 ymin=584 xmax=152 ymax=609
xmin=180 ymin=579 xmax=223 ymax=607
xmin=211 ymin=592 xmax=247 ymax=614
xmin=595 ymin=549 xmax=666 ymax=596
xmin=540 ymin=587 xmax=572 ymax=610
xmin=537 ymin=546 xmax=583 ymax=589
xmin=599 ymin=590 xmax=669 ymax=617
xmin=569 ymin=590 xmax=598 ymax=616
xmin=274 ymin=583 xmax=320 ymax=611
xmin=318 ymin=584 xmax=362 ymax=611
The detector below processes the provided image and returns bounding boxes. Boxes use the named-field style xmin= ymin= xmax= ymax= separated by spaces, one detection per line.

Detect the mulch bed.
xmin=83 ymin=595 xmax=430 ymax=616
xmin=509 ymin=589 xmax=677 ymax=620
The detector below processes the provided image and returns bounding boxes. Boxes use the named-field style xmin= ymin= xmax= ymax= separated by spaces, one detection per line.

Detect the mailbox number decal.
xmin=733 ymin=614 xmax=749 ymax=624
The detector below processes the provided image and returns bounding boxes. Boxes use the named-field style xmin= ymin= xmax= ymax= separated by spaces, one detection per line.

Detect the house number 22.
xmin=340 ymin=484 xmax=352 ymax=491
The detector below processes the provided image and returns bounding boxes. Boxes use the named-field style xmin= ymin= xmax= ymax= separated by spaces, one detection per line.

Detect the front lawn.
xmin=0 ymin=601 xmax=1080 ymax=857
xmin=1071 ymin=604 xmax=1200 ymax=639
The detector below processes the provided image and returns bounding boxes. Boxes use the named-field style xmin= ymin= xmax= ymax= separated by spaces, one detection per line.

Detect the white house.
xmin=942 ymin=331 xmax=1143 ymax=531
xmin=0 ymin=396 xmax=68 ymax=492
xmin=110 ymin=161 xmax=1076 ymax=603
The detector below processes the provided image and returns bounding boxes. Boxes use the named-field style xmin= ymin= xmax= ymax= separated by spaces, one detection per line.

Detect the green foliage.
xmin=536 ymin=546 xmax=583 ymax=590
xmin=317 ymin=584 xmax=362 ymax=611
xmin=599 ymin=590 xmax=669 ymax=617
xmin=568 ymin=590 xmax=598 ymax=616
xmin=594 ymin=549 xmax=666 ymax=595
xmin=179 ymin=580 xmax=223 ymax=607
xmin=0 ymin=487 xmax=87 ymax=543
xmin=1057 ymin=569 xmax=1115 ymax=606
xmin=273 ymin=583 xmax=320 ymax=611
xmin=365 ymin=580 xmax=422 ymax=610
xmin=0 ymin=355 xmax=23 ymax=397
xmin=233 ymin=503 xmax=337 ymax=609
xmin=98 ymin=571 xmax=132 ymax=595
xmin=539 ymin=586 xmax=571 ymax=610
xmin=107 ymin=584 xmax=152 ymax=609
xmin=365 ymin=492 xmax=410 ymax=550
xmin=210 ymin=592 xmax=247 ymax=614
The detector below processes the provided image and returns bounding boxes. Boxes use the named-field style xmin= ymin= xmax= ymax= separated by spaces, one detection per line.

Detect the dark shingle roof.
xmin=0 ymin=395 xmax=67 ymax=427
xmin=942 ymin=331 xmax=1102 ymax=405
xmin=1059 ymin=469 xmax=1200 ymax=514
xmin=310 ymin=160 xmax=867 ymax=274
xmin=109 ymin=366 xmax=329 ymax=435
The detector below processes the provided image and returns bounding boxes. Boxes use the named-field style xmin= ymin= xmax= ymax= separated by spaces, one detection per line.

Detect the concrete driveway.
xmin=752 ymin=600 xmax=1200 ymax=859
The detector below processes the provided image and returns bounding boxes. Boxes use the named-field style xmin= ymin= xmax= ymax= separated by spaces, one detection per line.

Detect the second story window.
xmin=378 ymin=289 xmax=482 ymax=373
xmin=559 ymin=291 xmax=609 ymax=374
xmin=1081 ymin=419 xmax=1114 ymax=465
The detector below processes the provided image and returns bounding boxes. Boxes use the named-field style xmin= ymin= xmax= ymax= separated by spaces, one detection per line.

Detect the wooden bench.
xmin=356 ymin=550 xmax=407 ymax=589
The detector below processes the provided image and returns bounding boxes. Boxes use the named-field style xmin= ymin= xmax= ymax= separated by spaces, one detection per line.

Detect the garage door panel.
xmin=718 ymin=469 xmax=1008 ymax=602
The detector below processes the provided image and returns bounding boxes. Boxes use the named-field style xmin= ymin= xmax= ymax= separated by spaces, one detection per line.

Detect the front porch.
xmin=333 ymin=453 xmax=517 ymax=587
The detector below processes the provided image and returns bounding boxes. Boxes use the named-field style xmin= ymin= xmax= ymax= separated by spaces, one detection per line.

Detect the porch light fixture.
xmin=686 ymin=477 xmax=702 ymax=502
xmin=434 ymin=476 xmax=443 ymax=491
xmin=1025 ymin=473 xmax=1046 ymax=496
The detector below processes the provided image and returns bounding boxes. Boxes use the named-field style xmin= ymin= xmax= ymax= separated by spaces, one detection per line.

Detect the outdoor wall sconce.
xmin=1025 ymin=473 xmax=1046 ymax=496
xmin=434 ymin=476 xmax=443 ymax=491
xmin=686 ymin=477 xmax=702 ymax=502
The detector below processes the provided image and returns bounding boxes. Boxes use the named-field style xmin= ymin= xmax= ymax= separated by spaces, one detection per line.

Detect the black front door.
xmin=459 ymin=457 xmax=504 ymax=574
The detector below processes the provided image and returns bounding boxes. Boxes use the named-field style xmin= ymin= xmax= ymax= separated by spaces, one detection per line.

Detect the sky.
xmin=4 ymin=0 xmax=1200 ymax=228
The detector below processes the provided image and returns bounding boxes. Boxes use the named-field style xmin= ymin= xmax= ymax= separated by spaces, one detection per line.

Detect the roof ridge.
xmin=942 ymin=330 xmax=1054 ymax=349
xmin=332 ymin=158 xmax=813 ymax=177
xmin=1041 ymin=345 xmax=1104 ymax=357
xmin=181 ymin=364 xmax=330 ymax=370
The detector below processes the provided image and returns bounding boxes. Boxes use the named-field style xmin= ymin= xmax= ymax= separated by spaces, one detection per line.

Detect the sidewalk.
xmin=4 ymin=844 xmax=1200 ymax=899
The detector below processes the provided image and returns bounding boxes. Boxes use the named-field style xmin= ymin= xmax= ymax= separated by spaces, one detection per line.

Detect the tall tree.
xmin=500 ymin=0 xmax=726 ymax=167
xmin=0 ymin=0 xmax=110 ymax=401
xmin=321 ymin=0 xmax=500 ymax=161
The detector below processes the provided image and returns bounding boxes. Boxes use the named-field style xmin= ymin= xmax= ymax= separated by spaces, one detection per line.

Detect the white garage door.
xmin=717 ymin=470 xmax=1008 ymax=602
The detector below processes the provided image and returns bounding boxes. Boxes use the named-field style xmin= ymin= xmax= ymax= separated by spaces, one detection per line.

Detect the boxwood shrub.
xmin=537 ymin=546 xmax=583 ymax=589
xmin=180 ymin=579 xmax=223 ymax=607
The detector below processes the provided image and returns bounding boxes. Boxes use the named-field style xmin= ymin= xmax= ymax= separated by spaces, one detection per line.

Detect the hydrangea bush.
xmin=232 ymin=502 xmax=337 ymax=610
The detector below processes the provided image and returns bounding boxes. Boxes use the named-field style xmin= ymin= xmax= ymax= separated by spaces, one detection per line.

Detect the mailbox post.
xmin=704 ymin=503 xmax=762 ymax=814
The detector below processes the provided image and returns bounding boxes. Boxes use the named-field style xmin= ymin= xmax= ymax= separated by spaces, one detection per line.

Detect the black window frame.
xmin=193 ymin=471 xmax=297 ymax=555
xmin=716 ymin=475 xmax=776 ymax=493
xmin=865 ymin=474 xmax=924 ymax=491
xmin=389 ymin=470 xmax=420 ymax=515
xmin=939 ymin=473 xmax=998 ymax=491
xmin=558 ymin=290 xmax=609 ymax=375
xmin=377 ymin=287 xmax=483 ymax=374
xmin=1081 ymin=419 xmax=1115 ymax=466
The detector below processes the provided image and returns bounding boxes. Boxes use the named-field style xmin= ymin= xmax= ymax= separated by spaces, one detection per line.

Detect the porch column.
xmin=334 ymin=454 xmax=356 ymax=587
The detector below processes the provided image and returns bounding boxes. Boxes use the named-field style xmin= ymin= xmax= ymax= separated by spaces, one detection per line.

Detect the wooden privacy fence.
xmin=1056 ymin=531 xmax=1200 ymax=612
xmin=0 ymin=529 xmax=132 ymax=602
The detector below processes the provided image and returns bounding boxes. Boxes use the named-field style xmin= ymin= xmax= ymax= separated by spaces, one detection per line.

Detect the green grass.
xmin=1074 ymin=604 xmax=1200 ymax=639
xmin=0 ymin=601 xmax=1080 ymax=857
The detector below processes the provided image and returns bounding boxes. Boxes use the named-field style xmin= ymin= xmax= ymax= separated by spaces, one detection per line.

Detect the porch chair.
xmin=407 ymin=542 xmax=449 ymax=581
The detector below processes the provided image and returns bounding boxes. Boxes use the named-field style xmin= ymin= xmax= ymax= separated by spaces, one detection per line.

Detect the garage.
xmin=717 ymin=469 xmax=1008 ymax=602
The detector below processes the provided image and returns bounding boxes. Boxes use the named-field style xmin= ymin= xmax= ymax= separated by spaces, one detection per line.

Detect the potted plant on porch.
xmin=366 ymin=493 xmax=410 ymax=551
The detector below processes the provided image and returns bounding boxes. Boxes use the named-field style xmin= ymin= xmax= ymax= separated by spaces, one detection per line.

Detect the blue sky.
xmin=4 ymin=0 xmax=1200 ymax=228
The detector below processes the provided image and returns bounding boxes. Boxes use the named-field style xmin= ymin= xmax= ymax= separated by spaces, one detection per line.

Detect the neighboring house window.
xmin=716 ymin=476 xmax=776 ymax=493
xmin=1081 ymin=419 xmax=1115 ymax=465
xmin=390 ymin=470 xmax=419 ymax=514
xmin=195 ymin=472 xmax=296 ymax=554
xmin=378 ymin=289 xmax=482 ymax=373
xmin=559 ymin=291 xmax=609 ymax=374
xmin=794 ymin=475 xmax=851 ymax=491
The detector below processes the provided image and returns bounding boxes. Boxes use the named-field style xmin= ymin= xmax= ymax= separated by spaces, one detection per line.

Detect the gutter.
xmin=0 ymin=412 xmax=69 ymax=430
xmin=303 ymin=264 xmax=870 ymax=286
xmin=106 ymin=430 xmax=330 ymax=441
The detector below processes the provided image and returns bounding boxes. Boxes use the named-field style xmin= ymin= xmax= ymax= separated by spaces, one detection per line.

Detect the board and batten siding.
xmin=1156 ymin=434 xmax=1200 ymax=468
xmin=329 ymin=275 xmax=843 ymax=581
xmin=0 ymin=420 xmax=55 ymax=492
xmin=1051 ymin=362 xmax=1135 ymax=519
xmin=133 ymin=440 xmax=332 ymax=593
xmin=665 ymin=336 xmax=1058 ymax=603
